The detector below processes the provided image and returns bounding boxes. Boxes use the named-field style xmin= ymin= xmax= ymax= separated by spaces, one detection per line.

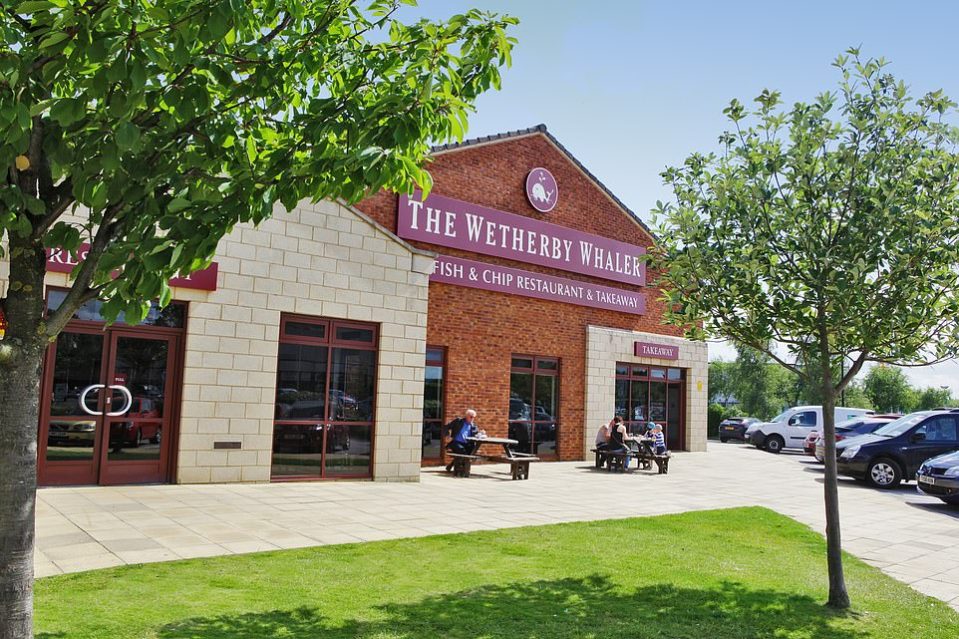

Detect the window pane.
xmin=325 ymin=425 xmax=371 ymax=476
xmin=631 ymin=365 xmax=648 ymax=377
xmin=511 ymin=357 xmax=533 ymax=370
xmin=509 ymin=373 xmax=533 ymax=420
xmin=424 ymin=365 xmax=443 ymax=420
xmin=422 ymin=421 xmax=443 ymax=460
xmin=649 ymin=382 xmax=666 ymax=421
xmin=666 ymin=384 xmax=681 ymax=449
xmin=275 ymin=343 xmax=327 ymax=419
xmin=535 ymin=421 xmax=557 ymax=456
xmin=329 ymin=348 xmax=376 ymax=422
xmin=508 ymin=422 xmax=533 ymax=455
xmin=335 ymin=326 xmax=374 ymax=343
xmin=285 ymin=321 xmax=326 ymax=340
xmin=630 ymin=380 xmax=648 ymax=423
xmin=650 ymin=368 xmax=666 ymax=380
xmin=426 ymin=347 xmax=444 ymax=363
xmin=46 ymin=419 xmax=97 ymax=461
xmin=615 ymin=363 xmax=629 ymax=376
xmin=271 ymin=424 xmax=324 ymax=477
xmin=615 ymin=379 xmax=629 ymax=420
xmin=534 ymin=374 xmax=557 ymax=419
xmin=50 ymin=332 xmax=104 ymax=417
xmin=46 ymin=290 xmax=184 ymax=327
xmin=537 ymin=359 xmax=558 ymax=371
xmin=667 ymin=368 xmax=682 ymax=381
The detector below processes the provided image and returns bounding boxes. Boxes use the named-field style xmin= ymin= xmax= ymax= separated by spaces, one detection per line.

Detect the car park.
xmin=836 ymin=409 xmax=959 ymax=488
xmin=812 ymin=416 xmax=899 ymax=462
xmin=749 ymin=405 xmax=872 ymax=453
xmin=916 ymin=450 xmax=959 ymax=505
xmin=719 ymin=416 xmax=759 ymax=442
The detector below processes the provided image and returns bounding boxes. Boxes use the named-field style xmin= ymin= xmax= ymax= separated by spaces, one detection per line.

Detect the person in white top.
xmin=595 ymin=419 xmax=613 ymax=450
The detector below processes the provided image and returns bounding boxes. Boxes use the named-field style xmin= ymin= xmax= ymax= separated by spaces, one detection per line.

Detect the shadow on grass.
xmin=142 ymin=576 xmax=864 ymax=639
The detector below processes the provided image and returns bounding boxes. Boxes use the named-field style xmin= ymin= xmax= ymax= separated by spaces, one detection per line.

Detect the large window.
xmin=272 ymin=316 xmax=378 ymax=480
xmin=422 ymin=347 xmax=446 ymax=462
xmin=508 ymin=355 xmax=559 ymax=457
xmin=615 ymin=364 xmax=685 ymax=450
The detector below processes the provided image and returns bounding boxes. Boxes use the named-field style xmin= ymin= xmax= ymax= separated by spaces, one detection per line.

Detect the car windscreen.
xmin=872 ymin=412 xmax=933 ymax=438
xmin=770 ymin=410 xmax=792 ymax=423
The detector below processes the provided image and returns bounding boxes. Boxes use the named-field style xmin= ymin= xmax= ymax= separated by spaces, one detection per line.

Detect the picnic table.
xmin=590 ymin=436 xmax=671 ymax=474
xmin=446 ymin=436 xmax=539 ymax=480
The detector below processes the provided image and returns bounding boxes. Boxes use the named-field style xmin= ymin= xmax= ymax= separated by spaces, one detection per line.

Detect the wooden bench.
xmin=590 ymin=448 xmax=632 ymax=472
xmin=487 ymin=453 xmax=539 ymax=480
xmin=652 ymin=451 xmax=670 ymax=474
xmin=446 ymin=453 xmax=480 ymax=477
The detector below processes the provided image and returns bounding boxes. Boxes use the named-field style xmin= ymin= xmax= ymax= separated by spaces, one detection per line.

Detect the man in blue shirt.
xmin=445 ymin=409 xmax=480 ymax=472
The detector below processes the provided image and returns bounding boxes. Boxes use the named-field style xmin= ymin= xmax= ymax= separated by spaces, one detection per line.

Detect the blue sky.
xmin=407 ymin=0 xmax=959 ymax=393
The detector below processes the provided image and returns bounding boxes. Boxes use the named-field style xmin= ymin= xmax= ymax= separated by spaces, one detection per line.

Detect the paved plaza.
xmin=35 ymin=442 xmax=959 ymax=611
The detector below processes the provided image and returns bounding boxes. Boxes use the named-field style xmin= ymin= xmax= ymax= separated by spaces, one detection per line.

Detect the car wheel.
xmin=720 ymin=437 xmax=728 ymax=443
xmin=134 ymin=429 xmax=142 ymax=448
xmin=153 ymin=428 xmax=161 ymax=445
xmin=765 ymin=435 xmax=785 ymax=454
xmin=867 ymin=458 xmax=902 ymax=489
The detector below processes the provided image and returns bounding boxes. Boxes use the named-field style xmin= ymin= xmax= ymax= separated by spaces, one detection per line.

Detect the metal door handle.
xmin=79 ymin=384 xmax=105 ymax=415
xmin=106 ymin=385 xmax=133 ymax=416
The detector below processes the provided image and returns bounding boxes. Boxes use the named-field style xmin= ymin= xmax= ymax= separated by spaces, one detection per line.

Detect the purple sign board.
xmin=526 ymin=167 xmax=558 ymax=212
xmin=398 ymin=192 xmax=646 ymax=287
xmin=634 ymin=341 xmax=679 ymax=361
xmin=431 ymin=255 xmax=646 ymax=315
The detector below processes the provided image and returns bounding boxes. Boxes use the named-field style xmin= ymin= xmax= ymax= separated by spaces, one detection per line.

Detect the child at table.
xmin=650 ymin=424 xmax=667 ymax=455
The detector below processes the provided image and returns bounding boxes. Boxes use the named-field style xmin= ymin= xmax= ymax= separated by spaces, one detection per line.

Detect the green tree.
xmin=0 ymin=2 xmax=516 ymax=636
xmin=916 ymin=386 xmax=954 ymax=410
xmin=864 ymin=366 xmax=917 ymax=413
xmin=650 ymin=50 xmax=959 ymax=608
xmin=732 ymin=343 xmax=778 ymax=419
xmin=707 ymin=359 xmax=736 ymax=405
xmin=841 ymin=380 xmax=873 ymax=410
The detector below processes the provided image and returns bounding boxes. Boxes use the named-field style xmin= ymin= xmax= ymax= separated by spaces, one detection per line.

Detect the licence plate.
xmin=721 ymin=426 xmax=735 ymax=431
xmin=919 ymin=475 xmax=936 ymax=485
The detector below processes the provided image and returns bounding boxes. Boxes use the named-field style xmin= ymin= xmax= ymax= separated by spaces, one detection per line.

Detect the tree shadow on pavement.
xmin=152 ymin=576 xmax=866 ymax=639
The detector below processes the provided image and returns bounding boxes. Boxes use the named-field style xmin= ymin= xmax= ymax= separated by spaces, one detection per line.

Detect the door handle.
xmin=106 ymin=385 xmax=133 ymax=416
xmin=78 ymin=384 xmax=105 ymax=416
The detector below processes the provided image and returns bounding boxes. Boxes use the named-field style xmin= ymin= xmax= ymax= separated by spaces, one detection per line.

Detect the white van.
xmin=748 ymin=405 xmax=873 ymax=454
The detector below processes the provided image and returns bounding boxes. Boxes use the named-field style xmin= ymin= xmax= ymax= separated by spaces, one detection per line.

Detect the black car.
xmin=813 ymin=417 xmax=898 ymax=462
xmin=836 ymin=410 xmax=959 ymax=488
xmin=917 ymin=450 xmax=959 ymax=505
xmin=718 ymin=417 xmax=759 ymax=442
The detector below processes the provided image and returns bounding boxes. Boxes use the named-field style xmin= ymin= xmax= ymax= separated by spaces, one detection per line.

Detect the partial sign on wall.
xmin=432 ymin=255 xmax=646 ymax=315
xmin=46 ymin=243 xmax=218 ymax=291
xmin=398 ymin=192 xmax=646 ymax=286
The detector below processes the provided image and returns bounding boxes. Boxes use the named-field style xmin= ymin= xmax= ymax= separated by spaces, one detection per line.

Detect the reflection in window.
xmin=422 ymin=347 xmax=445 ymax=461
xmin=509 ymin=356 xmax=559 ymax=456
xmin=272 ymin=315 xmax=377 ymax=479
xmin=46 ymin=290 xmax=185 ymax=327
xmin=616 ymin=363 xmax=685 ymax=448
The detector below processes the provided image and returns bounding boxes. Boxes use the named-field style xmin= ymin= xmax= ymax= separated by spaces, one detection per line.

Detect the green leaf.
xmin=115 ymin=121 xmax=140 ymax=150
xmin=39 ymin=32 xmax=71 ymax=49
xmin=167 ymin=197 xmax=190 ymax=213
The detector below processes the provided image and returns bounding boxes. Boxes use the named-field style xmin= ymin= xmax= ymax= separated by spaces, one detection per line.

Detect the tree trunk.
xmin=820 ymin=372 xmax=850 ymax=608
xmin=0 ymin=235 xmax=48 ymax=639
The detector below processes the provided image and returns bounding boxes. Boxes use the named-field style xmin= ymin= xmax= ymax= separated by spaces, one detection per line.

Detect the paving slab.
xmin=35 ymin=442 xmax=959 ymax=611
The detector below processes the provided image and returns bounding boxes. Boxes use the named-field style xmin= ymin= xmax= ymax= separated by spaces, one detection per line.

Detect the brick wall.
xmin=356 ymin=132 xmax=694 ymax=460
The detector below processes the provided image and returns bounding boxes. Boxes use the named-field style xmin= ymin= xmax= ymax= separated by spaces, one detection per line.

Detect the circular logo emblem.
xmin=526 ymin=167 xmax=558 ymax=213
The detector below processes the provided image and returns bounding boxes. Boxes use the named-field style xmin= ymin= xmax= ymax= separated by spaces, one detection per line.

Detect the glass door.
xmin=39 ymin=330 xmax=107 ymax=486
xmin=38 ymin=329 xmax=179 ymax=485
xmin=99 ymin=332 xmax=178 ymax=485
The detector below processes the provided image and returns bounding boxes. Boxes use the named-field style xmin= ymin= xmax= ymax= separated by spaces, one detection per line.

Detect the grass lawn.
xmin=35 ymin=507 xmax=958 ymax=638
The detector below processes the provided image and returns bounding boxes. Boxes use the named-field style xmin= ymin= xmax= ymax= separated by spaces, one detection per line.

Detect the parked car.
xmin=749 ymin=405 xmax=873 ymax=453
xmin=812 ymin=416 xmax=899 ymax=462
xmin=719 ymin=417 xmax=760 ymax=442
xmin=836 ymin=409 xmax=959 ymax=488
xmin=916 ymin=450 xmax=959 ymax=505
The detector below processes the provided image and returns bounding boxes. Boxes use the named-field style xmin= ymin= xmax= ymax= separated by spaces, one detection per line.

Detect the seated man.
xmin=445 ymin=409 xmax=482 ymax=472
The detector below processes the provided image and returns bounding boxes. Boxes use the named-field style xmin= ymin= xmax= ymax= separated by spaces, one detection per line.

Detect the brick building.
xmin=3 ymin=124 xmax=705 ymax=487
xmin=357 ymin=125 xmax=707 ymax=465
